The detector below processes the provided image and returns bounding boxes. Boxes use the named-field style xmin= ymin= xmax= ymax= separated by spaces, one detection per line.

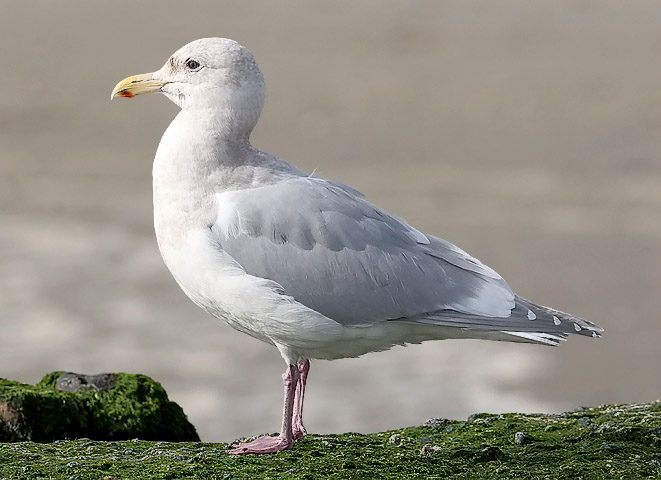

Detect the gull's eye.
xmin=185 ymin=59 xmax=201 ymax=70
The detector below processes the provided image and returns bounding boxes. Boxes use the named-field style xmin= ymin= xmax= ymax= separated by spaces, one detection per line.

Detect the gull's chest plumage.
xmin=151 ymin=113 xmax=233 ymax=264
xmin=152 ymin=119 xmax=234 ymax=314
xmin=151 ymin=171 xmax=278 ymax=346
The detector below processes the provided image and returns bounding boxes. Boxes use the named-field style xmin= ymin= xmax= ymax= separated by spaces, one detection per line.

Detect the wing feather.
xmin=212 ymin=176 xmax=517 ymax=326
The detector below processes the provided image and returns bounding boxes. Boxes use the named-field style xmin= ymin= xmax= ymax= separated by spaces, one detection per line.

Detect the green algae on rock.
xmin=0 ymin=372 xmax=198 ymax=442
xmin=1 ymin=401 xmax=660 ymax=479
xmin=0 ymin=378 xmax=87 ymax=443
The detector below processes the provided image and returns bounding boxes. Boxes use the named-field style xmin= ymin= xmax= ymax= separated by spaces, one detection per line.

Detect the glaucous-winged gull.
xmin=111 ymin=38 xmax=603 ymax=454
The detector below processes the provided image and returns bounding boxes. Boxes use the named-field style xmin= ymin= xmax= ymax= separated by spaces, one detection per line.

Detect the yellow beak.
xmin=111 ymin=72 xmax=168 ymax=99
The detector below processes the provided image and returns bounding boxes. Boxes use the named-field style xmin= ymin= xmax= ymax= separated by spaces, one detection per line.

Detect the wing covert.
xmin=211 ymin=177 xmax=515 ymax=326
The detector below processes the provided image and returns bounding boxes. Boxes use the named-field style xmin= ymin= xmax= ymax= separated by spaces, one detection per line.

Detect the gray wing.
xmin=211 ymin=176 xmax=602 ymax=341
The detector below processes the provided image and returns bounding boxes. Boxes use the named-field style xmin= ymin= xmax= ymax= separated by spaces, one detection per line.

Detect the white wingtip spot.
xmin=527 ymin=309 xmax=536 ymax=320
xmin=591 ymin=331 xmax=598 ymax=338
xmin=553 ymin=316 xmax=561 ymax=326
xmin=574 ymin=323 xmax=582 ymax=332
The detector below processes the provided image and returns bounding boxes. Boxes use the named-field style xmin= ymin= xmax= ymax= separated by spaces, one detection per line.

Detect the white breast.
xmin=159 ymin=227 xmax=344 ymax=350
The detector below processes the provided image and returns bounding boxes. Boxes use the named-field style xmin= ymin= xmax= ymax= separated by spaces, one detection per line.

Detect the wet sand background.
xmin=1 ymin=1 xmax=660 ymax=441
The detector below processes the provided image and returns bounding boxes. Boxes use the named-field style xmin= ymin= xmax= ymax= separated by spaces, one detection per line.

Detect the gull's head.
xmin=112 ymin=38 xmax=266 ymax=132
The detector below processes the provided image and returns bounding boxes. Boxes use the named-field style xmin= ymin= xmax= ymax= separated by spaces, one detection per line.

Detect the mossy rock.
xmin=0 ymin=378 xmax=86 ymax=443
xmin=0 ymin=372 xmax=199 ymax=442
xmin=1 ymin=401 xmax=660 ymax=479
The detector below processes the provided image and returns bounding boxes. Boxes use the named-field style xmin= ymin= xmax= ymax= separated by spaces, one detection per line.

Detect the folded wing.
xmin=211 ymin=176 xmax=602 ymax=343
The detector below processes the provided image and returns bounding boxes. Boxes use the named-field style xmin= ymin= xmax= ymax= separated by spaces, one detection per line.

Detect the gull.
xmin=111 ymin=38 xmax=603 ymax=454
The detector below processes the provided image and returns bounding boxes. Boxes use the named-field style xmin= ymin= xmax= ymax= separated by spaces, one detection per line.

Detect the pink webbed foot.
xmin=228 ymin=434 xmax=293 ymax=454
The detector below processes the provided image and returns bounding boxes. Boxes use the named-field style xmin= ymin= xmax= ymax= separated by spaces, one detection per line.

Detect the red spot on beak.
xmin=118 ymin=90 xmax=135 ymax=98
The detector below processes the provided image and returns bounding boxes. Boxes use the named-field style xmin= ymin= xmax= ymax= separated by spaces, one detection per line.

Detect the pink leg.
xmin=228 ymin=364 xmax=299 ymax=454
xmin=292 ymin=359 xmax=310 ymax=440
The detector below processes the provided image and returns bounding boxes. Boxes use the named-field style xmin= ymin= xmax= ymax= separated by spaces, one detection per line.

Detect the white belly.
xmin=157 ymin=227 xmax=344 ymax=348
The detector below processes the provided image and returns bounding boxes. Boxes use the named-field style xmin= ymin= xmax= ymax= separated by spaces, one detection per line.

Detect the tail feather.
xmin=407 ymin=295 xmax=603 ymax=346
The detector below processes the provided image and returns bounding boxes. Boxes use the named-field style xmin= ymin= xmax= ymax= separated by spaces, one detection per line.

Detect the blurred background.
xmin=1 ymin=1 xmax=660 ymax=442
